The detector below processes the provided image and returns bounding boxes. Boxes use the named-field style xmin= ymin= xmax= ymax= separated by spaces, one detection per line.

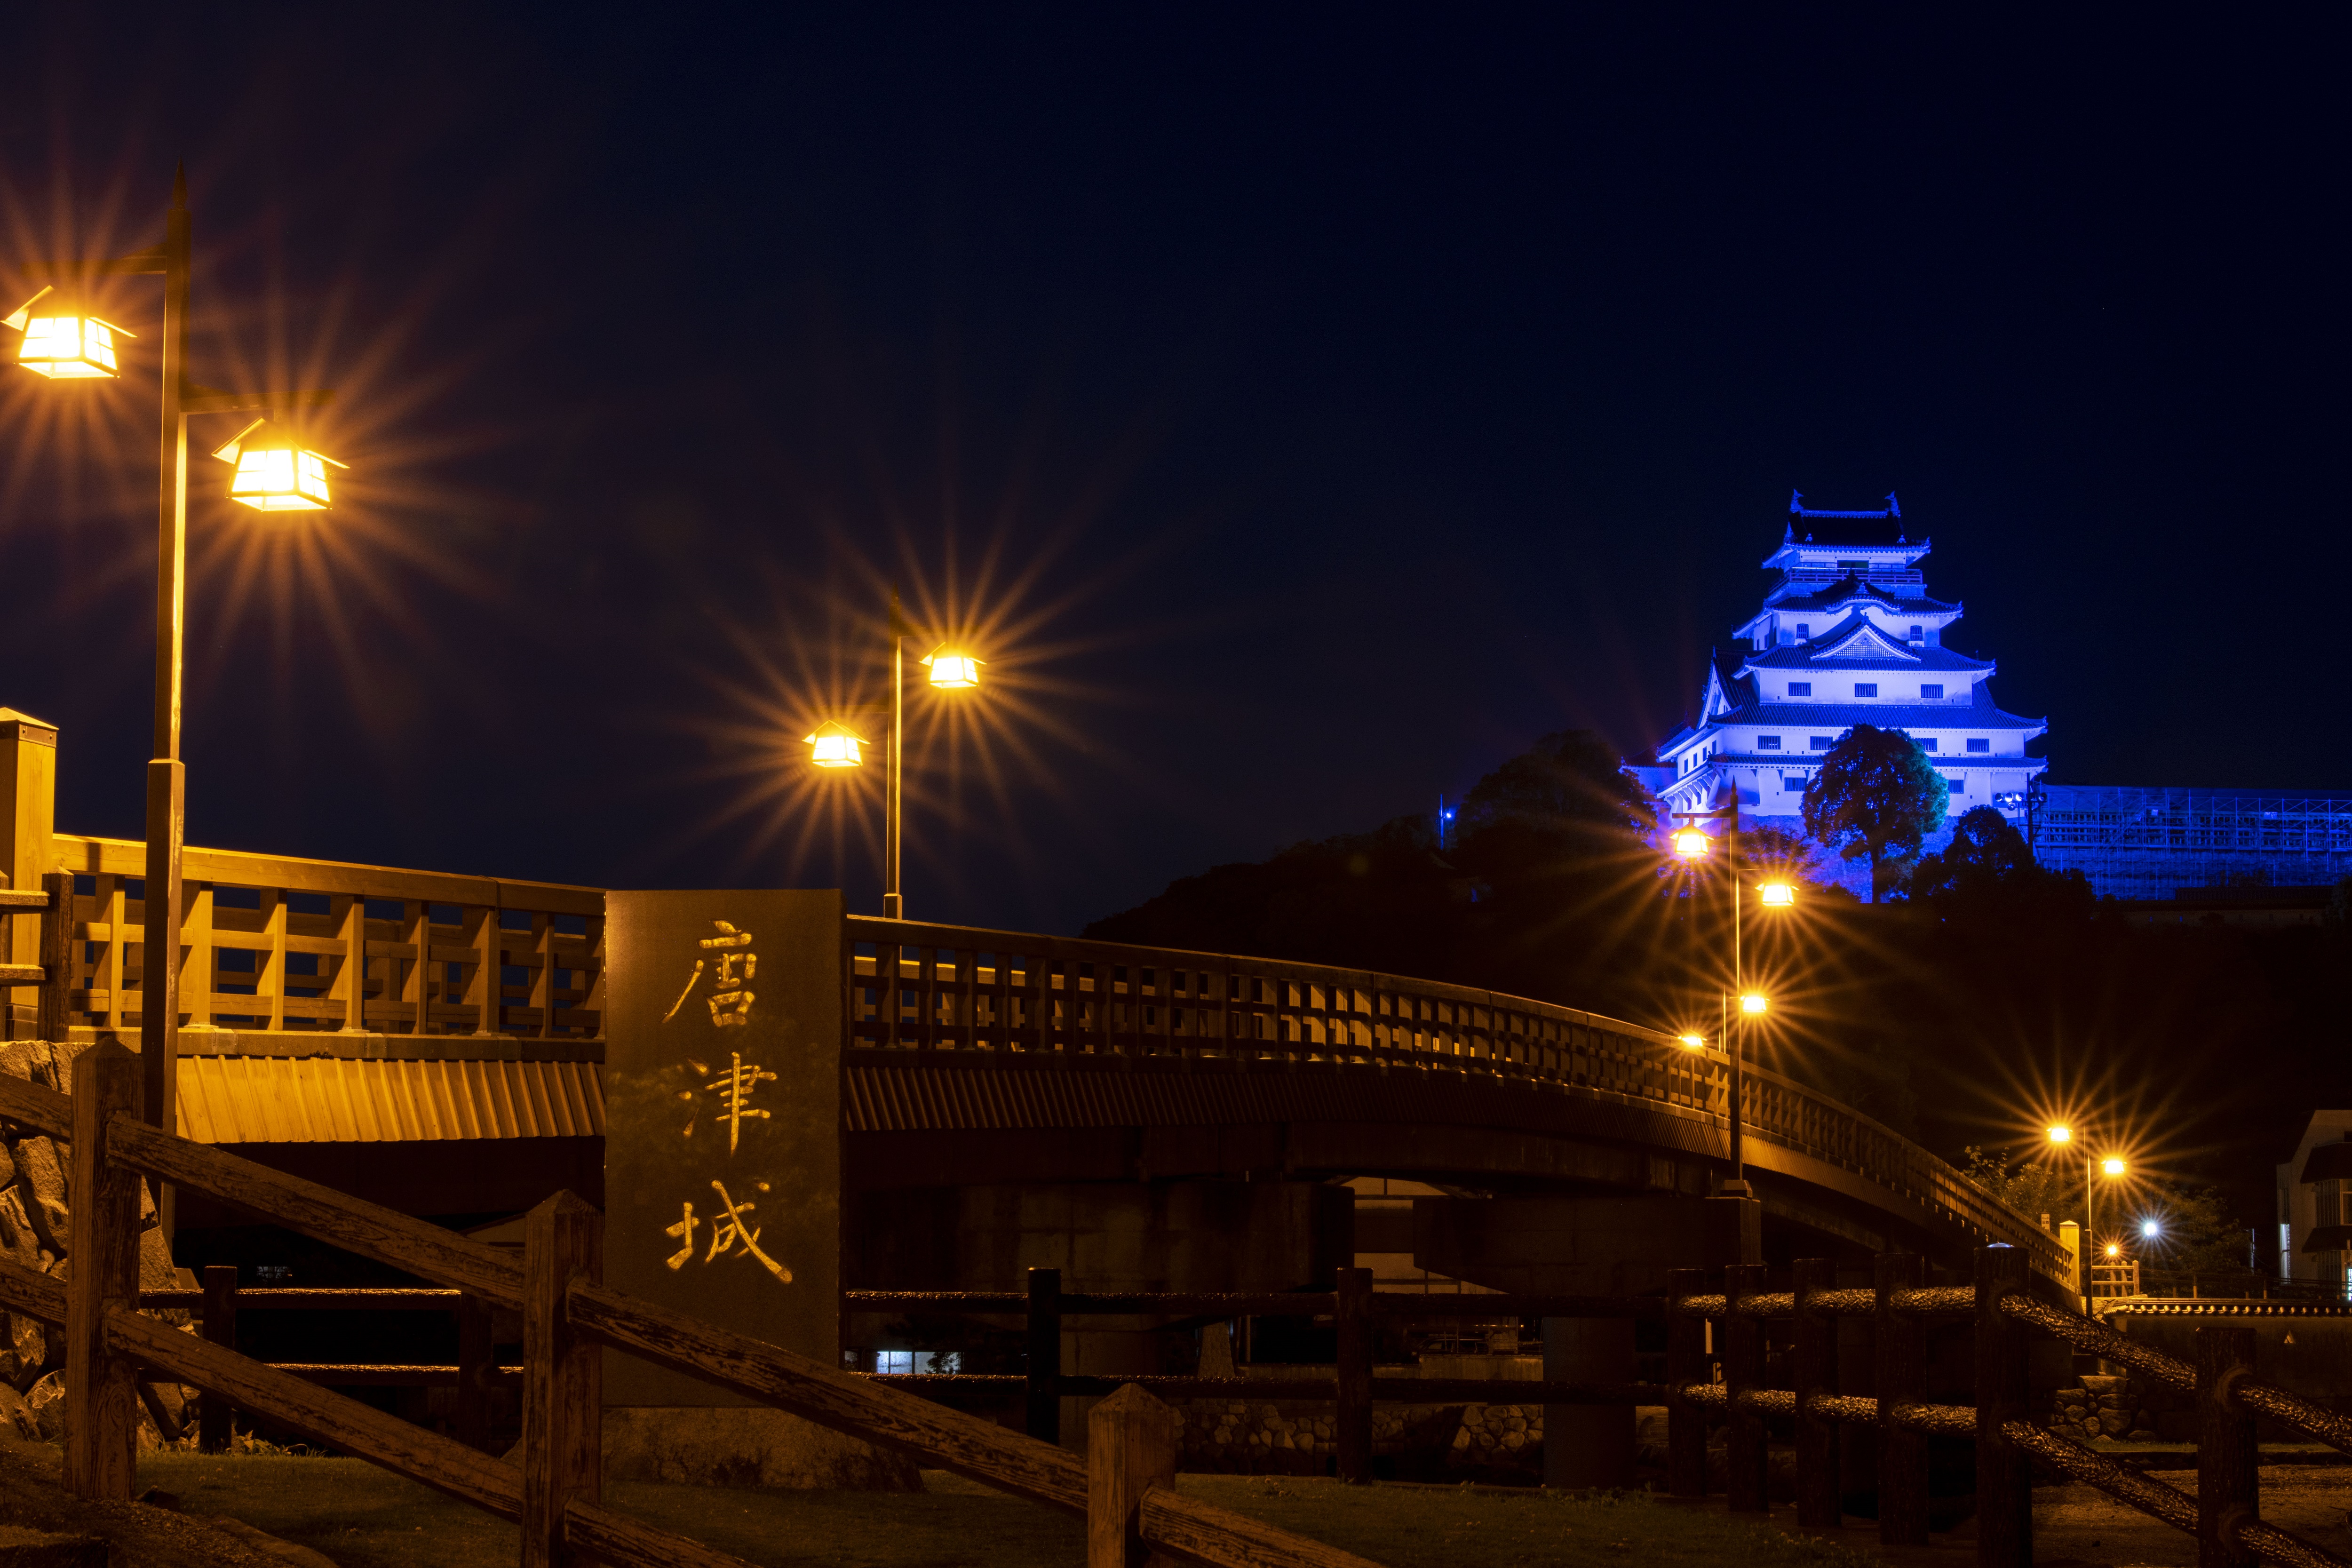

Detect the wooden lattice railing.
xmin=43 ymin=840 xmax=604 ymax=1040
xmin=845 ymin=915 xmax=2071 ymax=1279
xmin=0 ymin=1044 xmax=1378 ymax=1568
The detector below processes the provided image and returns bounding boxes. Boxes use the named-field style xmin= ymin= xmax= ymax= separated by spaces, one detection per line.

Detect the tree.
xmin=1801 ymin=724 xmax=1949 ymax=902
xmin=1910 ymin=805 xmax=2032 ymax=900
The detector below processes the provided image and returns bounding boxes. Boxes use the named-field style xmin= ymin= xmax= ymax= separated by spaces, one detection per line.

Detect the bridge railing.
xmin=43 ymin=836 xmax=604 ymax=1040
xmin=845 ymin=915 xmax=2067 ymax=1276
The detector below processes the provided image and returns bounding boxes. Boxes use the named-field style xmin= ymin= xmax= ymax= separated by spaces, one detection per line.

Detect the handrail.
xmin=844 ymin=914 xmax=2073 ymax=1282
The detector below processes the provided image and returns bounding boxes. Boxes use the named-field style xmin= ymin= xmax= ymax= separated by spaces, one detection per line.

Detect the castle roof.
xmin=1765 ymin=576 xmax=1959 ymax=615
xmin=1716 ymin=683 xmax=2047 ymax=734
xmin=1742 ymin=641 xmax=1993 ymax=674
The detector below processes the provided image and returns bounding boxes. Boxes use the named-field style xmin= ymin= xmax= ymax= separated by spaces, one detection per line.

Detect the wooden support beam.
xmin=63 ymin=1042 xmax=142 ymax=1499
xmin=1975 ymin=1246 xmax=2032 ymax=1568
xmin=1088 ymin=1384 xmax=1178 ymax=1568
xmin=1876 ymin=1250 xmax=1928 ymax=1547
xmin=1665 ymin=1266 xmax=1708 ymax=1496
xmin=456 ymin=1293 xmax=495 ymax=1451
xmin=38 ymin=872 xmax=71 ymax=1042
xmin=523 ymin=1193 xmax=602 ymax=1568
xmin=199 ymin=1264 xmax=237 ymax=1451
xmin=1027 ymin=1267 xmax=1063 ymax=1444
xmin=2197 ymin=1325 xmax=2258 ymax=1568
xmin=1334 ymin=1266 xmax=1373 ymax=1484
xmin=1723 ymin=1262 xmax=1768 ymax=1513
xmin=1792 ymin=1258 xmax=1838 ymax=1529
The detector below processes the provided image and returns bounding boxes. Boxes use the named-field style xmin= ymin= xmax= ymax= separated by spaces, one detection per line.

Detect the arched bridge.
xmin=844 ymin=915 xmax=2072 ymax=1286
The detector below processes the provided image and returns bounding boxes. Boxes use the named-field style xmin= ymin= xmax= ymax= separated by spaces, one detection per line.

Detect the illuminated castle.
xmin=1645 ymin=493 xmax=2049 ymax=836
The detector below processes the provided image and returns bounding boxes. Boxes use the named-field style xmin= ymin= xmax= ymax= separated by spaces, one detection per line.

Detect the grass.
xmin=133 ymin=1452 xmax=1893 ymax=1568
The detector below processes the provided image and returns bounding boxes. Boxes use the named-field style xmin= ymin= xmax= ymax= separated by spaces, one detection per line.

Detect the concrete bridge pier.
xmin=1414 ymin=1192 xmax=1761 ymax=1488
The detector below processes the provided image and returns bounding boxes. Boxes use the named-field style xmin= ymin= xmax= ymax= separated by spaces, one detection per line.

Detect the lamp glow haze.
xmin=1671 ymin=827 xmax=1710 ymax=858
xmin=803 ymin=721 xmax=867 ymax=768
xmin=1677 ymin=1034 xmax=1704 ymax=1050
xmin=4 ymin=287 xmax=131 ymax=379
xmin=2102 ymin=1156 xmax=2127 ymax=1178
xmin=1740 ymin=994 xmax=1767 ymax=1015
xmin=212 ymin=419 xmax=345 ymax=511
xmin=922 ymin=649 xmax=983 ymax=689
xmin=2142 ymin=1219 xmax=2160 ymax=1238
xmin=2047 ymin=1126 xmax=2073 ymax=1145
xmin=1758 ymin=882 xmax=1795 ymax=907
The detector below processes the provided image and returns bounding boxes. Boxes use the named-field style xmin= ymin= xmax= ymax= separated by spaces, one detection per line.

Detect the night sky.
xmin=0 ymin=9 xmax=2339 ymax=936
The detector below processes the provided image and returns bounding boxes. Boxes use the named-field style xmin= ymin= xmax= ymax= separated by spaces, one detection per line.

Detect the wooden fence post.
xmin=1875 ymin=1250 xmax=1928 ymax=1547
xmin=522 ymin=1191 xmax=603 ymax=1568
xmin=2195 ymin=1325 xmax=2258 ymax=1568
xmin=37 ymin=872 xmax=71 ymax=1043
xmin=1027 ymin=1266 xmax=1063 ymax=1444
xmin=1723 ymin=1262 xmax=1768 ymax=1512
xmin=1088 ymin=1383 xmax=1178 ymax=1568
xmin=1335 ymin=1266 xmax=1372 ymax=1484
xmin=1666 ymin=1266 xmax=1707 ymax=1496
xmin=63 ymin=1041 xmax=141 ymax=1499
xmin=199 ymin=1265 xmax=238 ymax=1452
xmin=1792 ymin=1258 xmax=1837 ymax=1528
xmin=455 ymin=1293 xmax=494 ymax=1451
xmin=1974 ymin=1245 xmax=2031 ymax=1568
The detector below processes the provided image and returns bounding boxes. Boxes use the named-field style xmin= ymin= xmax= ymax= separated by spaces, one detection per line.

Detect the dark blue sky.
xmin=0 ymin=7 xmax=2340 ymax=933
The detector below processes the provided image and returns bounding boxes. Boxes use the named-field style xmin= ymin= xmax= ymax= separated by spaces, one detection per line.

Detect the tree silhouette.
xmin=1800 ymin=724 xmax=1949 ymax=903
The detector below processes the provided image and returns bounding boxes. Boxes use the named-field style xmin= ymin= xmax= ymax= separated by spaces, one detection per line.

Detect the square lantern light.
xmin=5 ymin=287 xmax=133 ymax=379
xmin=921 ymin=646 xmax=983 ymax=689
xmin=804 ymin=720 xmax=868 ymax=769
xmin=1671 ymin=827 xmax=1711 ymax=859
xmin=212 ymin=419 xmax=344 ymax=511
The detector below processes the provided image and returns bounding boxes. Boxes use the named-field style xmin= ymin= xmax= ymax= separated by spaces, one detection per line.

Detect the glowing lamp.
xmin=2101 ymin=1157 xmax=2127 ymax=1178
xmin=803 ymin=720 xmax=868 ymax=768
xmin=922 ymin=647 xmax=983 ymax=689
xmin=2141 ymin=1219 xmax=2160 ymax=1239
xmin=1757 ymin=881 xmax=1795 ymax=907
xmin=6 ymin=288 xmax=131 ymax=379
xmin=2105 ymin=1242 xmax=2121 ymax=1258
xmin=1739 ymin=993 xmax=1767 ymax=1016
xmin=2046 ymin=1125 xmax=2072 ymax=1146
xmin=1671 ymin=828 xmax=1712 ymax=859
xmin=212 ymin=420 xmax=344 ymax=511
xmin=1677 ymin=1034 xmax=1704 ymax=1051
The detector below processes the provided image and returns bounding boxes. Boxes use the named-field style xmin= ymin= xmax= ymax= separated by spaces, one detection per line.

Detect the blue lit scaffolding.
xmin=2033 ymin=786 xmax=2352 ymax=899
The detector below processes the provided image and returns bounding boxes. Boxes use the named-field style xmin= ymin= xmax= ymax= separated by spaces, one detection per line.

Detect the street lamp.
xmin=4 ymin=170 xmax=335 ymax=1131
xmin=1670 ymin=806 xmax=1794 ymax=1195
xmin=2050 ymin=1124 xmax=2132 ymax=1297
xmin=803 ymin=589 xmax=982 ymax=919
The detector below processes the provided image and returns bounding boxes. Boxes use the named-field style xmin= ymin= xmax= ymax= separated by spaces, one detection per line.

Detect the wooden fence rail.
xmin=879 ymin=1249 xmax=2352 ymax=1568
xmin=0 ymin=1048 xmax=1380 ymax=1568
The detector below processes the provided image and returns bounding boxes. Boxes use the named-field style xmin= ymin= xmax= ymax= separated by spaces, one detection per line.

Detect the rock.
xmin=602 ymin=1407 xmax=920 ymax=1491
xmin=0 ymin=1313 xmax=41 ymax=1388
xmin=2127 ymin=1429 xmax=2159 ymax=1442
xmin=2099 ymin=1411 xmax=2130 ymax=1436
xmin=2079 ymin=1375 xmax=2123 ymax=1396
xmin=0 ymin=1042 xmax=50 ymax=1084
xmin=0 ymin=1380 xmax=34 ymax=1440
xmin=0 ymin=1189 xmax=40 ymax=1274
xmin=8 ymin=1140 xmax=67 ymax=1256
xmin=24 ymin=1370 xmax=63 ymax=1440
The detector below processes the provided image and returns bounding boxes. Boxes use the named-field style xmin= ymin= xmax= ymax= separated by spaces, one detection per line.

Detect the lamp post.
xmin=1670 ymin=805 xmax=1795 ymax=1194
xmin=2048 ymin=1126 xmax=2129 ymax=1297
xmin=803 ymin=588 xmax=982 ymax=920
xmin=5 ymin=170 xmax=336 ymax=1130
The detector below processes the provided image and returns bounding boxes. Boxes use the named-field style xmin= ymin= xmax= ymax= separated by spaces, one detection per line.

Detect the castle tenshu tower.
xmin=1645 ymin=493 xmax=2048 ymax=834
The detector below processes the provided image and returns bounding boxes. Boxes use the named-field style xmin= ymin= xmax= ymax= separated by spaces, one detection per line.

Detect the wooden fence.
xmin=0 ymin=1041 xmax=1378 ymax=1568
xmin=869 ymin=1255 xmax=2352 ymax=1568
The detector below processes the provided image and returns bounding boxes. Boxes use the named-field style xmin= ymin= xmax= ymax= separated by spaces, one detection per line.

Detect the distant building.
xmin=1635 ymin=493 xmax=2049 ymax=839
xmin=2278 ymin=1113 xmax=2352 ymax=1297
xmin=2033 ymin=787 xmax=2352 ymax=905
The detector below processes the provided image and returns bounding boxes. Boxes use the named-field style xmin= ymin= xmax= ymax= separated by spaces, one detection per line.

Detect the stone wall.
xmin=2045 ymin=1373 xmax=2165 ymax=1443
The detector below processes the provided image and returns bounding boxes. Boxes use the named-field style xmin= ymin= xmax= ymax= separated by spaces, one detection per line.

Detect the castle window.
xmin=1796 ymin=623 xmax=1811 ymax=638
xmin=1916 ymin=738 xmax=1938 ymax=751
xmin=1784 ymin=776 xmax=1808 ymax=791
xmin=1967 ymin=738 xmax=1990 ymax=754
xmin=1788 ymin=682 xmax=1811 ymax=697
xmin=1837 ymin=560 xmax=1867 ymax=573
xmin=1854 ymin=683 xmax=1878 ymax=699
xmin=1910 ymin=625 xmax=1924 ymax=642
xmin=1758 ymin=736 xmax=1782 ymax=751
xmin=1809 ymin=736 xmax=1833 ymax=749
xmin=1920 ymin=684 xmax=1943 ymax=700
